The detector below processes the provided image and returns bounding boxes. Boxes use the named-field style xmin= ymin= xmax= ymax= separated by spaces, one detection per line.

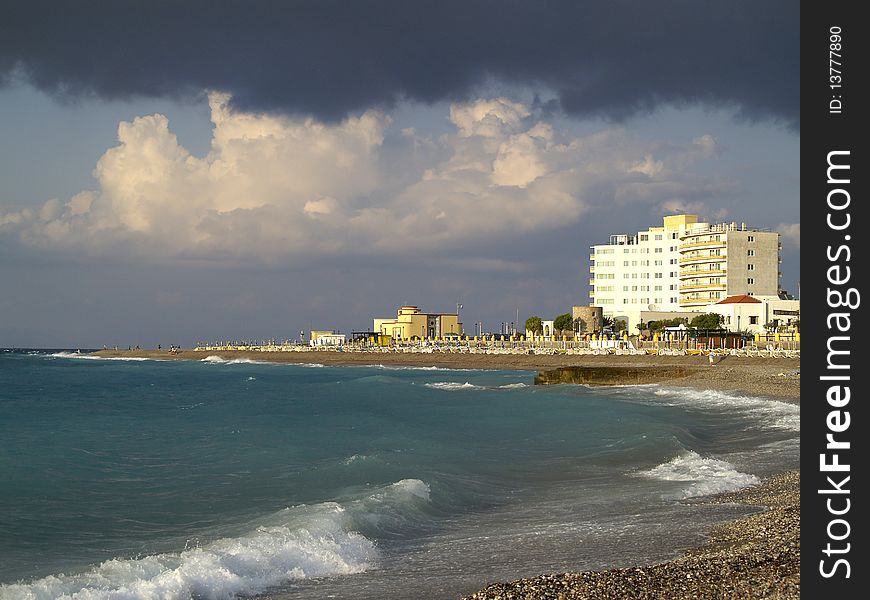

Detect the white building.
xmin=678 ymin=221 xmax=781 ymax=308
xmin=309 ymin=330 xmax=347 ymax=347
xmin=589 ymin=215 xmax=782 ymax=331
xmin=708 ymin=295 xmax=800 ymax=334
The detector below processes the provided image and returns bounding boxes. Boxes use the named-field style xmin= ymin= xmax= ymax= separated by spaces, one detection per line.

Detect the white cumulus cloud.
xmin=776 ymin=222 xmax=800 ymax=247
xmin=0 ymin=94 xmax=728 ymax=264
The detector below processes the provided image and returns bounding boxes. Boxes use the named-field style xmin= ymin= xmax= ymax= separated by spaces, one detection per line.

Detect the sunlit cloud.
xmin=1 ymin=94 xmax=730 ymax=264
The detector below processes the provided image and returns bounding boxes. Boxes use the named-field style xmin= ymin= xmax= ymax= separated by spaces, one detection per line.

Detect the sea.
xmin=0 ymin=349 xmax=799 ymax=600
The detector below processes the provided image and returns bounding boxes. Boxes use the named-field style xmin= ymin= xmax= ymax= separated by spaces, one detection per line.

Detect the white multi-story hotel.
xmin=589 ymin=215 xmax=782 ymax=331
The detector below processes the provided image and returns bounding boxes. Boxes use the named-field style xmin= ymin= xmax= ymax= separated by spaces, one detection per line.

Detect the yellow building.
xmin=374 ymin=305 xmax=463 ymax=340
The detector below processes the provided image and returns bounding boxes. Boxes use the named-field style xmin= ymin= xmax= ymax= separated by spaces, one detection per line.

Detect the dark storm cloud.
xmin=2 ymin=0 xmax=798 ymax=126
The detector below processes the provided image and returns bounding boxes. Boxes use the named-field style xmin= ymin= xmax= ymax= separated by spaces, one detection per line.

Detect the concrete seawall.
xmin=534 ymin=365 xmax=696 ymax=386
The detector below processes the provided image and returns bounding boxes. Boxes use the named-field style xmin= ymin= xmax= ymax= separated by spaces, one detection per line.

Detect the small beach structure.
xmin=309 ymin=330 xmax=346 ymax=347
xmin=374 ymin=305 xmax=463 ymax=341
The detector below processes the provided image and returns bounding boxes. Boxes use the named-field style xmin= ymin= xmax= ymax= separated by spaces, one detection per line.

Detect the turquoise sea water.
xmin=0 ymin=350 xmax=799 ymax=599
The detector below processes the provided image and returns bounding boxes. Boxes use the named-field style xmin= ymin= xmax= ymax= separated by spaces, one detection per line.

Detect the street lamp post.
xmin=456 ymin=302 xmax=463 ymax=336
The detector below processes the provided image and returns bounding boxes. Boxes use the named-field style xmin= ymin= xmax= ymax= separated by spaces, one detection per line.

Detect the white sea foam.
xmin=48 ymin=352 xmax=152 ymax=362
xmin=386 ymin=478 xmax=431 ymax=501
xmin=423 ymin=382 xmax=484 ymax=391
xmin=648 ymin=387 xmax=800 ymax=432
xmin=498 ymin=382 xmax=529 ymax=389
xmin=200 ymin=355 xmax=266 ymax=365
xmin=0 ymin=505 xmax=377 ymax=600
xmin=343 ymin=453 xmax=369 ymax=465
xmin=637 ymin=450 xmax=760 ymax=499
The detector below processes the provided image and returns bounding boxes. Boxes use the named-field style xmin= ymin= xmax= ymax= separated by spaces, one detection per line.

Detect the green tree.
xmin=650 ymin=317 xmax=689 ymax=332
xmin=525 ymin=316 xmax=543 ymax=335
xmin=553 ymin=313 xmax=573 ymax=332
xmin=689 ymin=313 xmax=723 ymax=329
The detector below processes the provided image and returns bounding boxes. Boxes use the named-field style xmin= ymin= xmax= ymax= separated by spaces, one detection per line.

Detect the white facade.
xmin=708 ymin=296 xmax=800 ymax=334
xmin=589 ymin=215 xmax=782 ymax=332
xmin=678 ymin=222 xmax=781 ymax=308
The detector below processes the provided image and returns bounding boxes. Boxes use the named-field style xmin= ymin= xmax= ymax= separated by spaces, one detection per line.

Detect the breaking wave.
xmin=200 ymin=355 xmax=266 ymax=365
xmin=48 ymin=352 xmax=152 ymax=362
xmin=637 ymin=450 xmax=760 ymax=499
xmin=0 ymin=478 xmax=433 ymax=600
xmin=423 ymin=382 xmax=485 ymax=391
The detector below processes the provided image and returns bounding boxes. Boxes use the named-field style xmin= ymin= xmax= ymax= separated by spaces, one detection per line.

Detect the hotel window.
xmin=670 ymin=271 xmax=678 ymax=277
xmin=748 ymin=249 xmax=755 ymax=256
xmin=640 ymin=234 xmax=648 ymax=241
xmin=623 ymin=286 xmax=629 ymax=291
xmin=670 ymin=246 xmax=677 ymax=251
xmin=624 ymin=260 xmax=630 ymax=266
xmin=624 ymin=299 xmax=630 ymax=304
xmin=672 ymin=233 xmax=678 ymax=239
xmin=749 ymin=316 xmax=758 ymax=324
xmin=655 ymin=234 xmax=663 ymax=240
xmin=670 ymin=284 xmax=677 ymax=290
xmin=632 ymin=273 xmax=637 ymax=279
xmin=747 ymin=264 xmax=755 ymax=271
xmin=632 ymin=285 xmax=638 ymax=291
xmin=747 ymin=278 xmax=755 ymax=284
xmin=671 ymin=297 xmax=678 ymax=303
xmin=654 ymin=272 xmax=663 ymax=278
xmin=670 ymin=258 xmax=678 ymax=264
xmin=632 ymin=261 xmax=637 ymax=266
xmin=655 ymin=247 xmax=663 ymax=253
xmin=655 ymin=285 xmax=662 ymax=291
xmin=654 ymin=298 xmax=662 ymax=304
xmin=654 ymin=260 xmax=662 ymax=266
xmin=748 ymin=235 xmax=755 ymax=242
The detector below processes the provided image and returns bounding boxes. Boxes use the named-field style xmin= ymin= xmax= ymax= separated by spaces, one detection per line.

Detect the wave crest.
xmin=637 ymin=450 xmax=760 ymax=499
xmin=423 ymin=382 xmax=483 ymax=391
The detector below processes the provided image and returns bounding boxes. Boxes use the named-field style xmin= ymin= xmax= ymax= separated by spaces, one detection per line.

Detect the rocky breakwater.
xmin=534 ymin=365 xmax=696 ymax=386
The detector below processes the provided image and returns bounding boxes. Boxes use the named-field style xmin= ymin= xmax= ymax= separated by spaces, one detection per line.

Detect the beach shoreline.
xmin=463 ymin=470 xmax=800 ymax=599
xmin=92 ymin=348 xmax=800 ymax=401
xmin=91 ymin=348 xmax=800 ymax=598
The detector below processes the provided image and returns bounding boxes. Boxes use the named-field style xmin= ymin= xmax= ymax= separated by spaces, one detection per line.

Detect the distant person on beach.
xmin=709 ymin=352 xmax=715 ymax=366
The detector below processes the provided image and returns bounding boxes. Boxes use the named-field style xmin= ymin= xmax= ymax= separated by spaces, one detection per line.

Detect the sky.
xmin=0 ymin=0 xmax=799 ymax=348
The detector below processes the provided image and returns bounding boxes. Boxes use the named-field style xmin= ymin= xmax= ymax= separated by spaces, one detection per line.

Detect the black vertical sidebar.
xmin=802 ymin=0 xmax=866 ymax=596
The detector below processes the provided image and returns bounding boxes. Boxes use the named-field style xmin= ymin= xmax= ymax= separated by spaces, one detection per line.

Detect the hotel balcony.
xmin=588 ymin=278 xmax=595 ymax=286
xmin=679 ymin=297 xmax=718 ymax=307
xmin=678 ymin=239 xmax=727 ymax=252
xmin=679 ymin=282 xmax=727 ymax=292
xmin=679 ymin=254 xmax=725 ymax=265
xmin=678 ymin=268 xmax=726 ymax=279
xmin=589 ymin=266 xmax=595 ymax=273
